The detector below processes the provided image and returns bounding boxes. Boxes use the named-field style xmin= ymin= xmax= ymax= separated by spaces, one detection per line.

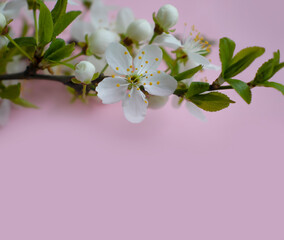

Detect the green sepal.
xmin=252 ymin=50 xmax=284 ymax=84
xmin=174 ymin=65 xmax=203 ymax=82
xmin=259 ymin=82 xmax=284 ymax=95
xmin=189 ymin=92 xmax=235 ymax=112
xmin=7 ymin=37 xmax=37 ymax=48
xmin=224 ymin=47 xmax=265 ymax=78
xmin=185 ymin=82 xmax=210 ymax=98
xmin=38 ymin=1 xmax=54 ymax=46
xmin=0 ymin=83 xmax=21 ymax=100
xmin=92 ymin=72 xmax=100 ymax=81
xmin=53 ymin=11 xmax=81 ymax=38
xmin=226 ymin=79 xmax=252 ymax=104
xmin=219 ymin=37 xmax=236 ymax=76
xmin=71 ymin=78 xmax=82 ymax=84
xmin=11 ymin=97 xmax=39 ymax=109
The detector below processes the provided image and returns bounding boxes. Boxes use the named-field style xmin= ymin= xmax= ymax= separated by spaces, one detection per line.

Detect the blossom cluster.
xmin=0 ymin=0 xmax=283 ymax=125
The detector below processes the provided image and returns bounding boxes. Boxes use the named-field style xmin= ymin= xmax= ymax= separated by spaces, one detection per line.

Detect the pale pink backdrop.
xmin=0 ymin=0 xmax=284 ymax=239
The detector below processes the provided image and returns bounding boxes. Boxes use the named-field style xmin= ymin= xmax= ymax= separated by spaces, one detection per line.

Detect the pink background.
xmin=1 ymin=0 xmax=284 ymax=239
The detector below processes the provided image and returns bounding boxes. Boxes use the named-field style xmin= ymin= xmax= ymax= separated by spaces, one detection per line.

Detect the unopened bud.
xmin=156 ymin=4 xmax=179 ymax=30
xmin=126 ymin=19 xmax=153 ymax=42
xmin=88 ymin=29 xmax=119 ymax=55
xmin=75 ymin=61 xmax=96 ymax=84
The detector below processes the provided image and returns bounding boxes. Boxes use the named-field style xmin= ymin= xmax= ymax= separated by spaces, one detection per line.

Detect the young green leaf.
xmin=185 ymin=82 xmax=210 ymax=98
xmin=51 ymin=0 xmax=67 ymax=23
xmin=12 ymin=98 xmax=39 ymax=109
xmin=39 ymin=2 xmax=53 ymax=46
xmin=259 ymin=82 xmax=284 ymax=95
xmin=0 ymin=83 xmax=21 ymax=100
xmin=7 ymin=37 xmax=37 ymax=48
xmin=226 ymin=79 xmax=252 ymax=104
xmin=219 ymin=37 xmax=236 ymax=76
xmin=252 ymin=50 xmax=284 ymax=84
xmin=224 ymin=47 xmax=265 ymax=78
xmin=44 ymin=38 xmax=65 ymax=58
xmin=174 ymin=65 xmax=202 ymax=82
xmin=53 ymin=11 xmax=81 ymax=38
xmin=189 ymin=92 xmax=235 ymax=112
xmin=45 ymin=43 xmax=75 ymax=61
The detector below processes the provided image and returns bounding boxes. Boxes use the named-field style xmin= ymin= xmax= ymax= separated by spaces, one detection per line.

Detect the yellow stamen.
xmin=157 ymin=81 xmax=160 ymax=85
xmin=116 ymin=84 xmax=120 ymax=87
xmin=149 ymin=82 xmax=153 ymax=85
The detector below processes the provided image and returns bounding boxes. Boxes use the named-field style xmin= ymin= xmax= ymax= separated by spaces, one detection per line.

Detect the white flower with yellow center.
xmin=96 ymin=43 xmax=178 ymax=123
xmin=154 ymin=28 xmax=220 ymax=70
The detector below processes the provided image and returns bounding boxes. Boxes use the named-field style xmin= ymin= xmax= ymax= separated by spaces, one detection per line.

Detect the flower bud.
xmin=88 ymin=29 xmax=119 ymax=55
xmin=156 ymin=4 xmax=179 ymax=30
xmin=75 ymin=61 xmax=96 ymax=84
xmin=0 ymin=13 xmax=7 ymax=31
xmin=126 ymin=19 xmax=153 ymax=42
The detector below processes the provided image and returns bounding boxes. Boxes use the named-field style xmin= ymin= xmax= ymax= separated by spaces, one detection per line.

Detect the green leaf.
xmin=7 ymin=37 xmax=37 ymax=48
xmin=226 ymin=79 xmax=252 ymax=104
xmin=253 ymin=50 xmax=284 ymax=84
xmin=224 ymin=47 xmax=265 ymax=78
xmin=185 ymin=82 xmax=210 ymax=98
xmin=45 ymin=43 xmax=75 ymax=61
xmin=51 ymin=0 xmax=67 ymax=23
xmin=219 ymin=37 xmax=236 ymax=76
xmin=11 ymin=98 xmax=39 ymax=109
xmin=39 ymin=2 xmax=53 ymax=46
xmin=0 ymin=83 xmax=21 ymax=100
xmin=189 ymin=92 xmax=235 ymax=112
xmin=259 ymin=82 xmax=284 ymax=95
xmin=44 ymin=38 xmax=65 ymax=58
xmin=174 ymin=65 xmax=203 ymax=82
xmin=53 ymin=11 xmax=81 ymax=38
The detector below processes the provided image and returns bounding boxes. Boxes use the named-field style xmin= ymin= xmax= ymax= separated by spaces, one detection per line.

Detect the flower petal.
xmin=116 ymin=8 xmax=135 ymax=34
xmin=134 ymin=45 xmax=162 ymax=75
xmin=142 ymin=72 xmax=177 ymax=96
xmin=90 ymin=0 xmax=109 ymax=29
xmin=122 ymin=87 xmax=148 ymax=123
xmin=185 ymin=101 xmax=207 ymax=121
xmin=187 ymin=52 xmax=210 ymax=66
xmin=153 ymin=33 xmax=182 ymax=50
xmin=0 ymin=99 xmax=11 ymax=126
xmin=171 ymin=95 xmax=183 ymax=109
xmin=148 ymin=95 xmax=168 ymax=109
xmin=105 ymin=43 xmax=133 ymax=75
xmin=96 ymin=77 xmax=128 ymax=104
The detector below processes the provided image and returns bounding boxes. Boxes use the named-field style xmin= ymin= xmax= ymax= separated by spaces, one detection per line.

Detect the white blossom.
xmin=154 ymin=33 xmax=220 ymax=70
xmin=156 ymin=4 xmax=179 ymax=30
xmin=96 ymin=43 xmax=177 ymax=123
xmin=116 ymin=8 xmax=135 ymax=34
xmin=88 ymin=28 xmax=119 ymax=55
xmin=0 ymin=1 xmax=26 ymax=21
